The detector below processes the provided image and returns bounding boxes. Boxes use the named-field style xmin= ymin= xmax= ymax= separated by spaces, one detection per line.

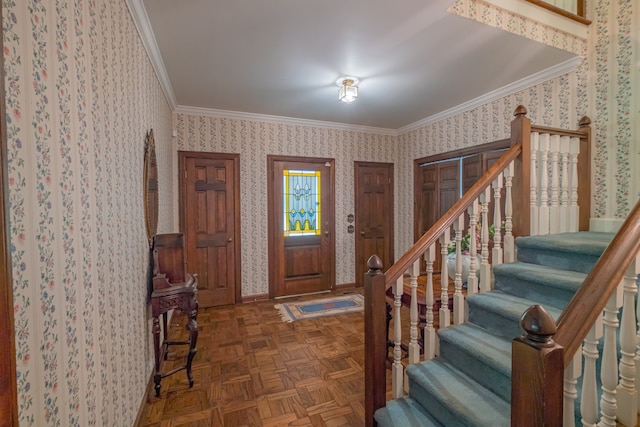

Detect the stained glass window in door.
xmin=283 ymin=169 xmax=321 ymax=236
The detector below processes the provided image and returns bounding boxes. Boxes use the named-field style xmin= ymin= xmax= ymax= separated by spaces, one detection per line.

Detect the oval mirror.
xmin=143 ymin=129 xmax=159 ymax=247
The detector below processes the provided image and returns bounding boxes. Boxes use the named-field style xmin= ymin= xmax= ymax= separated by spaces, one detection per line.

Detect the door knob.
xmin=324 ymin=231 xmax=329 ymax=236
xmin=227 ymin=237 xmax=233 ymax=242
xmin=360 ymin=231 xmax=365 ymax=236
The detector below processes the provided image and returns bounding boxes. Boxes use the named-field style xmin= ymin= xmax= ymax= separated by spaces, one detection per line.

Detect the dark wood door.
xmin=268 ymin=156 xmax=335 ymax=298
xmin=354 ymin=162 xmax=394 ymax=287
xmin=180 ymin=152 xmax=240 ymax=307
xmin=417 ymin=159 xmax=460 ymax=271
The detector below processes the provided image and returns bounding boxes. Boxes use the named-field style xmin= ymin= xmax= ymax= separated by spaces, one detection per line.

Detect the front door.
xmin=179 ymin=151 xmax=240 ymax=307
xmin=354 ymin=162 xmax=394 ymax=287
xmin=268 ymin=156 xmax=335 ymax=298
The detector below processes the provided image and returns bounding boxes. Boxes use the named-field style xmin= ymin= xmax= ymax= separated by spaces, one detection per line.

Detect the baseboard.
xmin=590 ymin=217 xmax=624 ymax=233
xmin=336 ymin=282 xmax=357 ymax=290
xmin=241 ymin=293 xmax=270 ymax=303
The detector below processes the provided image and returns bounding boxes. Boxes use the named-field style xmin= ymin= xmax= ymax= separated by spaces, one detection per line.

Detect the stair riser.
xmin=467 ymin=302 xmax=522 ymax=341
xmin=408 ymin=381 xmax=475 ymax=427
xmin=516 ymin=247 xmax=600 ymax=274
xmin=438 ymin=339 xmax=511 ymax=401
xmin=493 ymin=271 xmax=576 ymax=310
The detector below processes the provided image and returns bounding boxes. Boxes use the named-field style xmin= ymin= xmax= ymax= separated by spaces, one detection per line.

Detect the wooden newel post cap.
xmin=513 ymin=105 xmax=527 ymax=117
xmin=520 ymin=305 xmax=557 ymax=347
xmin=366 ymin=255 xmax=383 ymax=274
xmin=579 ymin=116 xmax=591 ymax=127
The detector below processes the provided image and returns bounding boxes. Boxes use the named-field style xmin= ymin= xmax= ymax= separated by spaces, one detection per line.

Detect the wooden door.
xmin=417 ymin=159 xmax=460 ymax=271
xmin=354 ymin=162 xmax=394 ymax=287
xmin=267 ymin=156 xmax=335 ymax=298
xmin=179 ymin=152 xmax=240 ymax=307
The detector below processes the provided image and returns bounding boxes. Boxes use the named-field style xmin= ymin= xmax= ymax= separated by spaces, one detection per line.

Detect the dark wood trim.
xmin=240 ymin=293 xmax=270 ymax=303
xmin=577 ymin=116 xmax=591 ymax=231
xmin=414 ymin=138 xmax=511 ymax=166
xmin=266 ymin=155 xmax=336 ymax=299
xmin=524 ymin=0 xmax=590 ymax=25
xmin=134 ymin=371 xmax=156 ymax=426
xmin=178 ymin=151 xmax=242 ymax=305
xmin=0 ymin=15 xmax=18 ymax=425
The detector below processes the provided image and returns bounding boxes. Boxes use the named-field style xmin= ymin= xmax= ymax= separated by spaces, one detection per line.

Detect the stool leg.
xmin=185 ymin=303 xmax=198 ymax=388
xmin=162 ymin=312 xmax=169 ymax=361
xmin=153 ymin=316 xmax=162 ymax=397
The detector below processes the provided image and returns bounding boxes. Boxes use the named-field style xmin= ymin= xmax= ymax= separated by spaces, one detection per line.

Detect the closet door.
xmin=417 ymin=159 xmax=460 ymax=271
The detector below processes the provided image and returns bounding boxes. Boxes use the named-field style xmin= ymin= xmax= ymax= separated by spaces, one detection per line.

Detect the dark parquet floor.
xmin=137 ymin=285 xmax=444 ymax=427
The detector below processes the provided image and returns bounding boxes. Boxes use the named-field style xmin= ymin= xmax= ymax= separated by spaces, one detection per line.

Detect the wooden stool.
xmin=150 ymin=233 xmax=199 ymax=397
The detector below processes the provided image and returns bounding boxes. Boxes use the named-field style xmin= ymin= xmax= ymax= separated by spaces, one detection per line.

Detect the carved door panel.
xmin=354 ymin=162 xmax=394 ymax=288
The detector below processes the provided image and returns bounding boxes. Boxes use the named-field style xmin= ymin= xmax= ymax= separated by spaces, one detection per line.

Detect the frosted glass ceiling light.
xmin=337 ymin=77 xmax=359 ymax=103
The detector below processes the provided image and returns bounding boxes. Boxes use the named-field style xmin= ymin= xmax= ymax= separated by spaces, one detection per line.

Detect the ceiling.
xmin=137 ymin=0 xmax=577 ymax=131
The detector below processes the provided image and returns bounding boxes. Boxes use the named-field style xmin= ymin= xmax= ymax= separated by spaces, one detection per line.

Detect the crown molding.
xmin=125 ymin=0 xmax=177 ymax=110
xmin=397 ymin=56 xmax=583 ymax=134
xmin=174 ymin=105 xmax=399 ymax=136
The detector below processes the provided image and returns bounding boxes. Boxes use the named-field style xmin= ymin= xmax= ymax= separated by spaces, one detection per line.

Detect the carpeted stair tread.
xmin=438 ymin=323 xmax=512 ymax=400
xmin=515 ymin=232 xmax=613 ymax=274
xmin=407 ymin=360 xmax=510 ymax=426
xmin=467 ymin=291 xmax=562 ymax=340
xmin=374 ymin=397 xmax=444 ymax=427
xmin=493 ymin=262 xmax=586 ymax=309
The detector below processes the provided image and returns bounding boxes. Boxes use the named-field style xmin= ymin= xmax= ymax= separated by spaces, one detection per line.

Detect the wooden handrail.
xmin=555 ymin=198 xmax=640 ymax=364
xmin=384 ymin=143 xmax=522 ymax=287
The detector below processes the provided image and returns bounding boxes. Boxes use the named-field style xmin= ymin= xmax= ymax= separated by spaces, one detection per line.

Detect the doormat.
xmin=274 ymin=294 xmax=365 ymax=322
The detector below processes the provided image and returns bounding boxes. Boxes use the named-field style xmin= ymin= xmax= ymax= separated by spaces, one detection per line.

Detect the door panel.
xmin=180 ymin=152 xmax=240 ymax=307
xmin=355 ymin=162 xmax=394 ymax=288
xmin=268 ymin=156 xmax=335 ymax=298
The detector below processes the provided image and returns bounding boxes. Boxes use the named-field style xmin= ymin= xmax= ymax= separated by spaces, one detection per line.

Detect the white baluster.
xmin=559 ymin=136 xmax=571 ymax=233
xmin=408 ymin=260 xmax=421 ymax=365
xmin=569 ymin=137 xmax=580 ymax=232
xmin=530 ymin=132 xmax=540 ymax=236
xmin=549 ymin=134 xmax=561 ymax=233
xmin=479 ymin=188 xmax=491 ymax=292
xmin=617 ymin=257 xmax=640 ymax=426
xmin=599 ymin=285 xmax=623 ymax=426
xmin=492 ymin=172 xmax=503 ymax=266
xmin=564 ymin=351 xmax=582 ymax=427
xmin=392 ymin=276 xmax=404 ymax=399
xmin=467 ymin=200 xmax=479 ymax=294
xmin=439 ymin=229 xmax=451 ymax=328
xmin=453 ymin=215 xmax=465 ymax=325
xmin=503 ymin=162 xmax=515 ymax=263
xmin=538 ymin=133 xmax=550 ymax=235
xmin=424 ymin=244 xmax=436 ymax=360
xmin=581 ymin=314 xmax=603 ymax=427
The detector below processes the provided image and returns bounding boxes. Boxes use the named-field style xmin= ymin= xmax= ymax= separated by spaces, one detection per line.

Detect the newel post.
xmin=510 ymin=105 xmax=531 ymax=237
xmin=511 ymin=305 xmax=563 ymax=426
xmin=577 ymin=116 xmax=591 ymax=231
xmin=364 ymin=255 xmax=386 ymax=427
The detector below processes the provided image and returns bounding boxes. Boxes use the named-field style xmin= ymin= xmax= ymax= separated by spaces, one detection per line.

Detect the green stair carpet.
xmin=374 ymin=231 xmax=614 ymax=427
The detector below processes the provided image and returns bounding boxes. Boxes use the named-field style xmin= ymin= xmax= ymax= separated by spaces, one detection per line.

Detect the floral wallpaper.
xmin=174 ymin=115 xmax=398 ymax=296
xmin=4 ymin=0 xmax=174 ymax=425
xmin=3 ymin=0 xmax=638 ymax=424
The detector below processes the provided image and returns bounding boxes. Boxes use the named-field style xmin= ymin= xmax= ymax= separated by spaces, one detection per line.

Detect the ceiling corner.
xmin=125 ymin=0 xmax=177 ymax=110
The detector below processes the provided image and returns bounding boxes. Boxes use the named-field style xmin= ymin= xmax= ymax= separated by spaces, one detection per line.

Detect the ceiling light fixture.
xmin=337 ymin=77 xmax=359 ymax=103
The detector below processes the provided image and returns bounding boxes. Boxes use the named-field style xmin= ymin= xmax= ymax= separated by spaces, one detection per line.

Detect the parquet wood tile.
xmin=137 ymin=286 xmax=443 ymax=427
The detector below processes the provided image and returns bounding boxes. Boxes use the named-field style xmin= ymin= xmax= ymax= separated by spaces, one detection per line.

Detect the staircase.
xmin=374 ymin=231 xmax=614 ymax=426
